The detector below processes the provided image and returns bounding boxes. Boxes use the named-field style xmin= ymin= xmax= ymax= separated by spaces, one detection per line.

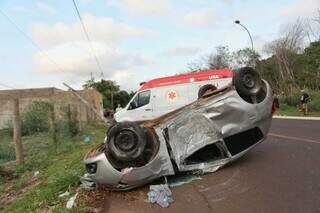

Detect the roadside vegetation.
xmin=0 ymin=99 xmax=107 ymax=212
xmin=278 ymin=92 xmax=320 ymax=116
xmin=0 ymin=123 xmax=106 ymax=212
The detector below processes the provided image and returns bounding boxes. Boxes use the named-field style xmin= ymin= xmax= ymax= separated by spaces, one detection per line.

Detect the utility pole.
xmin=90 ymin=72 xmax=94 ymax=81
xmin=13 ymin=99 xmax=24 ymax=165
xmin=111 ymin=90 xmax=114 ymax=111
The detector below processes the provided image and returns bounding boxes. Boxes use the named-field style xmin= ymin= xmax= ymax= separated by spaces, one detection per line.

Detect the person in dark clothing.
xmin=300 ymin=90 xmax=310 ymax=115
xmin=274 ymin=95 xmax=280 ymax=110
xmin=272 ymin=94 xmax=280 ymax=115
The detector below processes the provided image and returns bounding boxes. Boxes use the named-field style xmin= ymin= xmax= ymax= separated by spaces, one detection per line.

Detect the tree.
xmin=232 ymin=48 xmax=260 ymax=69
xmin=83 ymin=79 xmax=132 ymax=109
xmin=307 ymin=9 xmax=320 ymax=42
xmin=265 ymin=19 xmax=306 ymax=94
xmin=114 ymin=90 xmax=133 ymax=108
xmin=207 ymin=46 xmax=231 ymax=69
xmin=304 ymin=41 xmax=320 ymax=89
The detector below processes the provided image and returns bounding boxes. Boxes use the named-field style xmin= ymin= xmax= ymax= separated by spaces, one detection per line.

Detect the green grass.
xmin=0 ymin=129 xmax=15 ymax=164
xmin=0 ymin=122 xmax=107 ymax=212
xmin=278 ymin=91 xmax=320 ymax=117
xmin=277 ymin=104 xmax=320 ymax=117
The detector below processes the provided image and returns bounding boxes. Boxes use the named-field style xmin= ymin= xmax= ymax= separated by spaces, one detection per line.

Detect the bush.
xmin=279 ymin=91 xmax=320 ymax=112
xmin=0 ymin=130 xmax=15 ymax=164
xmin=279 ymin=94 xmax=300 ymax=107
xmin=55 ymin=120 xmax=79 ymax=138
xmin=7 ymin=101 xmax=53 ymax=136
xmin=309 ymin=93 xmax=320 ymax=112
xmin=21 ymin=101 xmax=52 ymax=136
xmin=57 ymin=104 xmax=80 ymax=138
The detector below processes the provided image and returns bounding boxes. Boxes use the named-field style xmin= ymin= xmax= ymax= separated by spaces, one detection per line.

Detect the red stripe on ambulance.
xmin=139 ymin=68 xmax=233 ymax=91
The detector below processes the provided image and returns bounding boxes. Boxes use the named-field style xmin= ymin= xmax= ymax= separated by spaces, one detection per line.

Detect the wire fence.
xmin=0 ymin=89 xmax=104 ymax=167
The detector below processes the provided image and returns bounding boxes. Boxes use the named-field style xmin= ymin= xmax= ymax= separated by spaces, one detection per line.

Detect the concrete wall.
xmin=0 ymin=88 xmax=103 ymax=129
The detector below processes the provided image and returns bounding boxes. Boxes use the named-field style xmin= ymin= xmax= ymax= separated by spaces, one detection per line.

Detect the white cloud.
xmin=10 ymin=6 xmax=31 ymax=13
xmin=31 ymin=14 xmax=155 ymax=48
xmin=282 ymin=0 xmax=320 ymax=18
xmin=36 ymin=2 xmax=56 ymax=16
xmin=33 ymin=41 xmax=152 ymax=76
xmin=183 ymin=9 xmax=216 ymax=28
xmin=30 ymin=15 xmax=155 ymax=90
xmin=120 ymin=0 xmax=171 ymax=16
xmin=164 ymin=45 xmax=204 ymax=57
xmin=220 ymin=0 xmax=234 ymax=4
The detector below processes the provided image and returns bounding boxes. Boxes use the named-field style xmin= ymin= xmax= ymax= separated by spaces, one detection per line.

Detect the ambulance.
xmin=114 ymin=68 xmax=233 ymax=122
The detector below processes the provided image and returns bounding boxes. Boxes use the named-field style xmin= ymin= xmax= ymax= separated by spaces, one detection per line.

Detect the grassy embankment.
xmin=0 ymin=123 xmax=107 ymax=212
xmin=277 ymin=91 xmax=320 ymax=117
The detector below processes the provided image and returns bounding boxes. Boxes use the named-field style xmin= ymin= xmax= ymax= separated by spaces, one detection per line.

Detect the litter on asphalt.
xmin=147 ymin=184 xmax=174 ymax=208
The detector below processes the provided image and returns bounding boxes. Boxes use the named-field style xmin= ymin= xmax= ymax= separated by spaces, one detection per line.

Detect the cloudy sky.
xmin=0 ymin=0 xmax=319 ymax=91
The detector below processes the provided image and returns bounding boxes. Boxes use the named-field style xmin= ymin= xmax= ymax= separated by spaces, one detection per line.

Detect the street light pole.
xmin=235 ymin=20 xmax=254 ymax=51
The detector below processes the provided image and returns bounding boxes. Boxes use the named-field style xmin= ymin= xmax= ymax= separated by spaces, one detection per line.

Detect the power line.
xmin=0 ymin=82 xmax=15 ymax=89
xmin=0 ymin=8 xmax=67 ymax=73
xmin=72 ymin=0 xmax=105 ymax=78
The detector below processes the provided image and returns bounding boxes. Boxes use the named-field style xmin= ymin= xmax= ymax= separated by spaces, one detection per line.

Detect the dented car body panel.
xmin=156 ymin=81 xmax=272 ymax=173
xmin=84 ymin=71 xmax=273 ymax=190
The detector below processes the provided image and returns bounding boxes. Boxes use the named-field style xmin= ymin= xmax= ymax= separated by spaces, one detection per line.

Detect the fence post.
xmin=49 ymin=103 xmax=57 ymax=152
xmin=13 ymin=98 xmax=24 ymax=166
xmin=78 ymin=105 xmax=82 ymax=132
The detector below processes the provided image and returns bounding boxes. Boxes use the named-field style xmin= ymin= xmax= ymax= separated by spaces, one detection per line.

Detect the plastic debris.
xmin=66 ymin=193 xmax=78 ymax=209
xmin=33 ymin=171 xmax=40 ymax=177
xmin=58 ymin=190 xmax=70 ymax=198
xmin=80 ymin=173 xmax=97 ymax=190
xmin=83 ymin=135 xmax=92 ymax=143
xmin=147 ymin=184 xmax=174 ymax=208
xmin=168 ymin=174 xmax=202 ymax=188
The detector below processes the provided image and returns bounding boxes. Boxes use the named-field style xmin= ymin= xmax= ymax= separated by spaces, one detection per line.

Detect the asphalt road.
xmin=102 ymin=118 xmax=320 ymax=213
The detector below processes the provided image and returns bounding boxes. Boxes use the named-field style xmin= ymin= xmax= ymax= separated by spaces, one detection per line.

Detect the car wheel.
xmin=233 ymin=67 xmax=262 ymax=97
xmin=198 ymin=84 xmax=217 ymax=98
xmin=106 ymin=122 xmax=146 ymax=165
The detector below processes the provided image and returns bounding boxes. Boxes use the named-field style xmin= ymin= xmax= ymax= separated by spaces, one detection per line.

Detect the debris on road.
xmin=168 ymin=174 xmax=202 ymax=187
xmin=83 ymin=135 xmax=92 ymax=143
xmin=66 ymin=193 xmax=78 ymax=209
xmin=147 ymin=184 xmax=174 ymax=208
xmin=33 ymin=171 xmax=39 ymax=177
xmin=80 ymin=174 xmax=97 ymax=190
xmin=58 ymin=191 xmax=70 ymax=198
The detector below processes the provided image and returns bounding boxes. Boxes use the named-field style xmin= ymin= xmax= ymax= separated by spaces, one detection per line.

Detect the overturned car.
xmin=84 ymin=67 xmax=273 ymax=190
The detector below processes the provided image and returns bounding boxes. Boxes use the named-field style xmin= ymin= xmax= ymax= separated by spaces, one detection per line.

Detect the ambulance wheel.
xmin=106 ymin=121 xmax=146 ymax=167
xmin=198 ymin=84 xmax=217 ymax=98
xmin=233 ymin=67 xmax=262 ymax=97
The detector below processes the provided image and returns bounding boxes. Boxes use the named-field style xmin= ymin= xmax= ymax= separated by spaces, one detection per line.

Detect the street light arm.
xmin=235 ymin=21 xmax=254 ymax=52
xmin=239 ymin=23 xmax=254 ymax=51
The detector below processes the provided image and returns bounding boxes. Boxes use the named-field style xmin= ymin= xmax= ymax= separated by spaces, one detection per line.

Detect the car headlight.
xmin=86 ymin=163 xmax=97 ymax=174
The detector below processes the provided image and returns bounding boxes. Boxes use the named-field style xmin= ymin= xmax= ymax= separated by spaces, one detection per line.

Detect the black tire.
xmin=233 ymin=67 xmax=262 ymax=97
xmin=198 ymin=84 xmax=217 ymax=98
xmin=106 ymin=122 xmax=146 ymax=163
